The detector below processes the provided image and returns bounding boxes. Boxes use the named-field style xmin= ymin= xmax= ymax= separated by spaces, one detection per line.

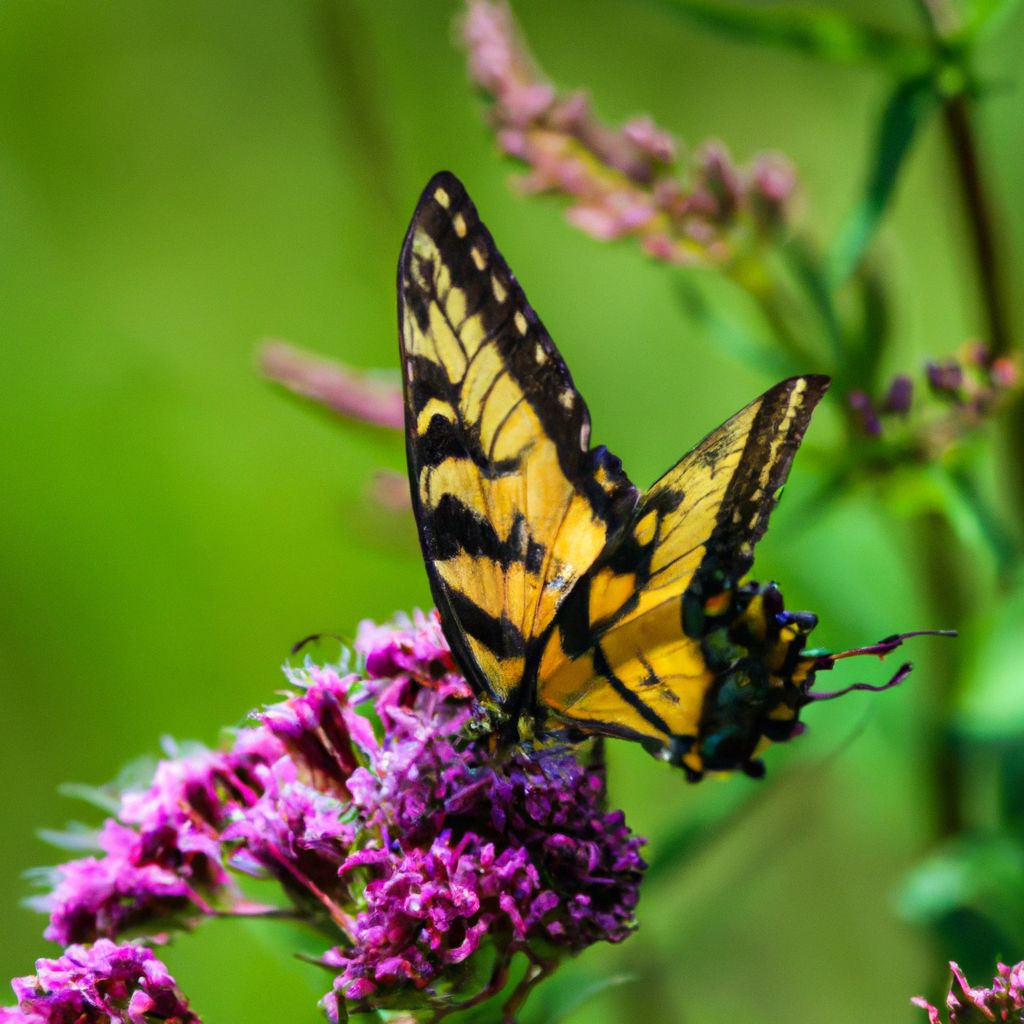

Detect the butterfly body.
xmin=398 ymin=170 xmax=831 ymax=780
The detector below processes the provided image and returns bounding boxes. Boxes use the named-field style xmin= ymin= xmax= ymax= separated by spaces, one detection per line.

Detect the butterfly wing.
xmin=398 ymin=172 xmax=638 ymax=713
xmin=537 ymin=376 xmax=830 ymax=770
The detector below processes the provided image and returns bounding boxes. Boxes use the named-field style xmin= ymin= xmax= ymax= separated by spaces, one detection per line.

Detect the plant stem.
xmin=912 ymin=0 xmax=1012 ymax=359
xmin=917 ymin=514 xmax=968 ymax=839
xmin=501 ymin=954 xmax=554 ymax=1023
xmin=940 ymin=93 xmax=1011 ymax=358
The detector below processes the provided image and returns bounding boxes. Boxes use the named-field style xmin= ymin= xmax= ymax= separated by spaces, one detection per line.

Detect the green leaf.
xmin=945 ymin=467 xmax=1021 ymax=578
xmin=898 ymin=832 xmax=1024 ymax=939
xmin=654 ymin=0 xmax=932 ymax=73
xmin=56 ymin=781 xmax=123 ymax=814
xmin=37 ymin=822 xmax=103 ymax=851
xmin=829 ymin=76 xmax=939 ymax=286
xmin=778 ymin=235 xmax=845 ymax=360
xmin=957 ymin=583 xmax=1024 ymax=738
xmin=534 ymin=974 xmax=637 ymax=1024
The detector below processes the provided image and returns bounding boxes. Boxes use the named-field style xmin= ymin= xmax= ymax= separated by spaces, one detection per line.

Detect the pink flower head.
xmin=914 ymin=960 xmax=1024 ymax=1022
xmin=3 ymin=941 xmax=200 ymax=1024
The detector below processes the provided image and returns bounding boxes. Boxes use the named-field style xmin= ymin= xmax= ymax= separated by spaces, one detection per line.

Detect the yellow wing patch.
xmin=398 ymin=172 xmax=637 ymax=707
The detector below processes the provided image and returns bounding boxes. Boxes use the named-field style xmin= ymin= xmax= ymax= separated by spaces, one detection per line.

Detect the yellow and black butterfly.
xmin=398 ymin=170 xmax=943 ymax=780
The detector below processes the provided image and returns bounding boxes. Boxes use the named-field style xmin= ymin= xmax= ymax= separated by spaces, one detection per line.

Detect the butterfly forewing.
xmin=537 ymin=377 xmax=829 ymax=758
xmin=398 ymin=171 xmax=638 ymax=711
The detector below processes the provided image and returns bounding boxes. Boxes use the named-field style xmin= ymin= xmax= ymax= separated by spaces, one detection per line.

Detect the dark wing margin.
xmin=397 ymin=170 xmax=638 ymax=712
xmin=683 ymin=374 xmax=831 ymax=599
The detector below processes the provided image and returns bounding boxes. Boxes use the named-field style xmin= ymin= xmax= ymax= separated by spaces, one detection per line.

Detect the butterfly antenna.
xmin=807 ymin=628 xmax=957 ymax=701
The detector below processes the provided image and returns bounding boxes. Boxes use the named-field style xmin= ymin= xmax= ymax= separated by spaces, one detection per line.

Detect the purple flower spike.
xmin=2 ymin=941 xmax=201 ymax=1024
xmin=41 ymin=821 xmax=202 ymax=945
xmin=258 ymin=665 xmax=371 ymax=795
xmin=260 ymin=340 xmax=404 ymax=430
xmin=926 ymin=358 xmax=965 ymax=396
xmin=847 ymin=389 xmax=883 ymax=437
xmin=882 ymin=374 xmax=914 ymax=415
xmin=913 ymin=959 xmax=1024 ymax=1022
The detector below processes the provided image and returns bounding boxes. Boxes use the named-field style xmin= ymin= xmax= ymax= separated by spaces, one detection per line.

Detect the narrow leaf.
xmin=655 ymin=0 xmax=931 ymax=73
xmin=543 ymin=974 xmax=637 ymax=1024
xmin=37 ymin=822 xmax=103 ymax=852
xmin=675 ymin=278 xmax=803 ymax=379
xmin=829 ymin=76 xmax=938 ymax=286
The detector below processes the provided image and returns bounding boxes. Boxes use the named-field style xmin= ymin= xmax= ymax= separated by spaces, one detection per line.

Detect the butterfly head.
xmin=665 ymin=580 xmax=820 ymax=779
xmin=671 ymin=579 xmax=955 ymax=780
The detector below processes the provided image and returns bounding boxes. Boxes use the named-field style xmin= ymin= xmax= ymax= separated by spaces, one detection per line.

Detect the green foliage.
xmin=654 ymin=0 xmax=932 ymax=72
xmin=830 ymin=75 xmax=939 ymax=287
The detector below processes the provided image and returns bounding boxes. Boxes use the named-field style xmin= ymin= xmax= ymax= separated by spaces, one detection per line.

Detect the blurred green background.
xmin=2 ymin=1 xmax=1023 ymax=1021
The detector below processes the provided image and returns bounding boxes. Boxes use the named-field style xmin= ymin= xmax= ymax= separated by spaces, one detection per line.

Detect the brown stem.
xmin=915 ymin=0 xmax=1024 ymax=568
xmin=940 ymin=94 xmax=1011 ymax=358
xmin=501 ymin=954 xmax=554 ymax=1023
xmin=913 ymin=0 xmax=1012 ymax=359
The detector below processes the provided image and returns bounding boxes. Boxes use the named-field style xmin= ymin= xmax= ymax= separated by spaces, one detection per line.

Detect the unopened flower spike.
xmin=460 ymin=0 xmax=796 ymax=265
xmin=849 ymin=343 xmax=1020 ymax=447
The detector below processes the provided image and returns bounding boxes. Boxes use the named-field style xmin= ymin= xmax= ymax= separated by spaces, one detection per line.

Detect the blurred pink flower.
xmin=260 ymin=340 xmax=403 ymax=430
xmin=461 ymin=0 xmax=797 ymax=265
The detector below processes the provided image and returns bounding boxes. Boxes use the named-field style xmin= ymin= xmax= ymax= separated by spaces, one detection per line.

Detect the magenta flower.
xmin=0 ymin=941 xmax=200 ymax=1024
xmin=913 ymin=960 xmax=1024 ymax=1022
xmin=21 ymin=610 xmax=645 ymax=1021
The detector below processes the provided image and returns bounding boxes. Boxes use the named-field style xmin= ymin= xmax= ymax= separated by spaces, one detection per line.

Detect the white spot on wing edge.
xmin=471 ymin=246 xmax=487 ymax=271
xmin=492 ymin=275 xmax=508 ymax=303
xmin=534 ymin=344 xmax=547 ymax=364
xmin=514 ymin=311 xmax=528 ymax=335
xmin=559 ymin=389 xmax=575 ymax=410
xmin=434 ymin=187 xmax=450 ymax=208
xmin=453 ymin=212 xmax=467 ymax=238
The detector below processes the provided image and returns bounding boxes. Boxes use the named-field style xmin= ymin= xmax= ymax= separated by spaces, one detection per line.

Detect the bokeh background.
xmin=2 ymin=1 xmax=1023 ymax=1021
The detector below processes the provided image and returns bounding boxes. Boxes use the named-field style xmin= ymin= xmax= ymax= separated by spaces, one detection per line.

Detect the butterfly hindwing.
xmin=398 ymin=171 xmax=638 ymax=712
xmin=536 ymin=376 xmax=830 ymax=765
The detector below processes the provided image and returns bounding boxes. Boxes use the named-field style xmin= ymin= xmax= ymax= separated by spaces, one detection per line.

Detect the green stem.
xmin=501 ymin=954 xmax=555 ymax=1024
xmin=313 ymin=0 xmax=403 ymax=226
xmin=917 ymin=514 xmax=968 ymax=840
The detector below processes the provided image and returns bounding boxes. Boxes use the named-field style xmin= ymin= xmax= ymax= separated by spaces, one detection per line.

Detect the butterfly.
xmin=397 ymin=170 xmax=946 ymax=780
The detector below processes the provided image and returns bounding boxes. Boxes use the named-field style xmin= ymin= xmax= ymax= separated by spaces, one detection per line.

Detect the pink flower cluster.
xmin=7 ymin=611 xmax=645 ymax=1020
xmin=462 ymin=0 xmax=795 ymax=265
xmin=914 ymin=960 xmax=1024 ymax=1023
xmin=0 ymin=941 xmax=199 ymax=1024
